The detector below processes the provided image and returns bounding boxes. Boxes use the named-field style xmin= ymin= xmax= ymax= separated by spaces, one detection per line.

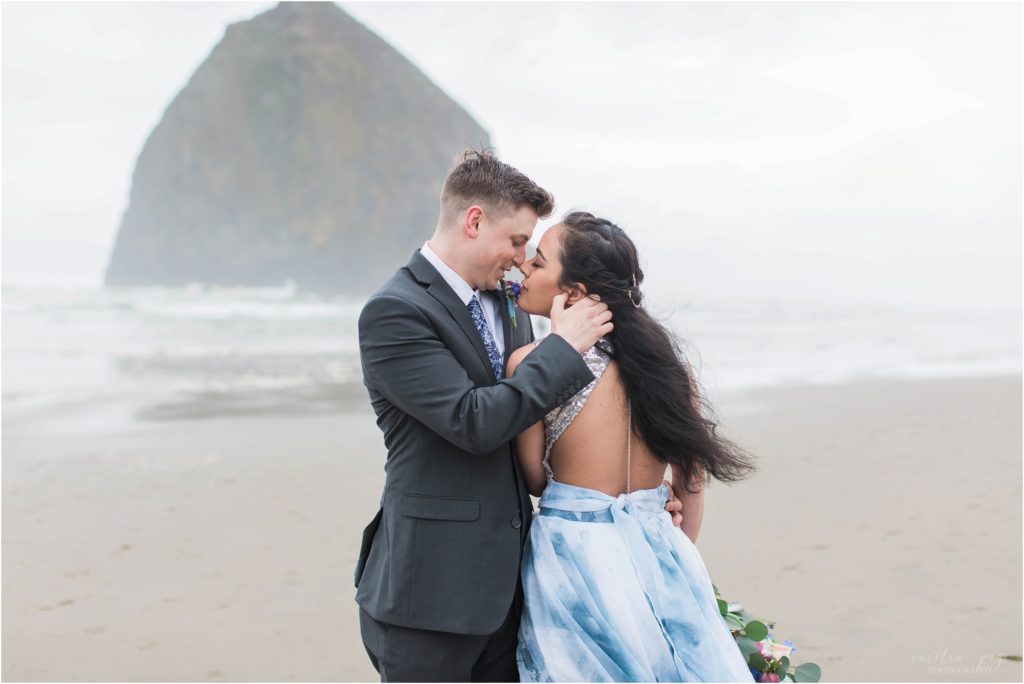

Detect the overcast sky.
xmin=2 ymin=1 xmax=1020 ymax=316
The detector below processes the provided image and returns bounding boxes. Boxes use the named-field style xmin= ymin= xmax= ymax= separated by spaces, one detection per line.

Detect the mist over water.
xmin=3 ymin=278 xmax=1018 ymax=433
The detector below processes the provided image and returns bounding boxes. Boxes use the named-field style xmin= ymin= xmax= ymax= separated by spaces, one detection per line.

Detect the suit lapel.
xmin=407 ymin=251 xmax=496 ymax=384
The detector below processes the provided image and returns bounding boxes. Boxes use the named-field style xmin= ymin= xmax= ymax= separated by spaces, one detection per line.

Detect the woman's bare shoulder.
xmin=507 ymin=342 xmax=540 ymax=375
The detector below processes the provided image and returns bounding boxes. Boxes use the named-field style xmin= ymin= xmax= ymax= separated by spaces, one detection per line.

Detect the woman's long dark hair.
xmin=558 ymin=211 xmax=756 ymax=493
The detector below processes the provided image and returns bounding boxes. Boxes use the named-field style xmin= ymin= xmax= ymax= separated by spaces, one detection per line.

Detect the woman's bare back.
xmin=548 ymin=359 xmax=669 ymax=496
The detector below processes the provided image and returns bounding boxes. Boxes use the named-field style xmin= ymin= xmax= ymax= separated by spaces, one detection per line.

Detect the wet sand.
xmin=2 ymin=374 xmax=1020 ymax=681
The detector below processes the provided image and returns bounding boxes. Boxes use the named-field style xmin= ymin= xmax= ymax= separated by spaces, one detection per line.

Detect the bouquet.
xmin=714 ymin=584 xmax=822 ymax=682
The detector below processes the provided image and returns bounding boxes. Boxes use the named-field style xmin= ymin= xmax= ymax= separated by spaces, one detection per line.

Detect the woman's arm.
xmin=507 ymin=343 xmax=547 ymax=496
xmin=673 ymin=464 xmax=705 ymax=544
xmin=516 ymin=422 xmax=547 ymax=497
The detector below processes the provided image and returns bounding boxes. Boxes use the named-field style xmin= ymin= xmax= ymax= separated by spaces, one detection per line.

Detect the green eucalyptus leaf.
xmin=717 ymin=598 xmax=728 ymax=615
xmin=744 ymin=620 xmax=769 ymax=641
xmin=793 ymin=662 xmax=821 ymax=682
xmin=749 ymin=652 xmax=767 ymax=672
xmin=736 ymin=636 xmax=759 ymax=660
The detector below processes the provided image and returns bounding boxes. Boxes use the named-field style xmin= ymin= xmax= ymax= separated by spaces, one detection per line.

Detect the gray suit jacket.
xmin=355 ymin=250 xmax=595 ymax=635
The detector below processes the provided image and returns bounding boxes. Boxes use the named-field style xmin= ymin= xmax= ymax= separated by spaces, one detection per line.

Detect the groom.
xmin=355 ymin=151 xmax=679 ymax=682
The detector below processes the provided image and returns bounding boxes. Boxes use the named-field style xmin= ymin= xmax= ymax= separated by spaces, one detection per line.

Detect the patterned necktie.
xmin=467 ymin=294 xmax=503 ymax=382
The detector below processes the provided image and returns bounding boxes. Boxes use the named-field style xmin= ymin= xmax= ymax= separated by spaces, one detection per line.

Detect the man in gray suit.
xmin=355 ymin=152 xmax=678 ymax=681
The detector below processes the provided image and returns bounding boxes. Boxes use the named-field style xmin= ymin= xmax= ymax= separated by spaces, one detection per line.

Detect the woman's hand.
xmin=671 ymin=466 xmax=705 ymax=544
xmin=663 ymin=480 xmax=683 ymax=527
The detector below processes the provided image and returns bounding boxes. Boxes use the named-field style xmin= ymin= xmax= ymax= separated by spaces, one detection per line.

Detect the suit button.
xmin=511 ymin=517 xmax=522 ymax=529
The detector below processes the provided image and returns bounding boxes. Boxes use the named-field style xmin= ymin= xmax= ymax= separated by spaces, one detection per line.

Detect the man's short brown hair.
xmin=440 ymin=149 xmax=555 ymax=226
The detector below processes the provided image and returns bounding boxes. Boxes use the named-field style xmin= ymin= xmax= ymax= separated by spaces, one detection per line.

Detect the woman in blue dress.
xmin=506 ymin=212 xmax=758 ymax=683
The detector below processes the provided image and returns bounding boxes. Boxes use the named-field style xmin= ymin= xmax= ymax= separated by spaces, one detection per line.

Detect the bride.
xmin=507 ymin=211 xmax=758 ymax=683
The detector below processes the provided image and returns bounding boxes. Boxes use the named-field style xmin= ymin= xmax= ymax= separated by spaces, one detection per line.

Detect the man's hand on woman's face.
xmin=549 ymin=293 xmax=613 ymax=353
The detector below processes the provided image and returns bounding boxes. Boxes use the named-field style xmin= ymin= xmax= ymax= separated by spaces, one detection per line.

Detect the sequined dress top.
xmin=541 ymin=338 xmax=614 ymax=481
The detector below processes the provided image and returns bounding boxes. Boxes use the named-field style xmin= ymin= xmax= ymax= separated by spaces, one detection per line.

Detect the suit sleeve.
xmin=359 ymin=295 xmax=594 ymax=455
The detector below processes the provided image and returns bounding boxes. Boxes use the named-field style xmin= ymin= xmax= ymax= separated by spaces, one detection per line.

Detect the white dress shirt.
xmin=420 ymin=241 xmax=505 ymax=356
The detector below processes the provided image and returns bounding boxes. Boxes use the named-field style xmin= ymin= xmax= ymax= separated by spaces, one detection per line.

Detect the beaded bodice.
xmin=541 ymin=338 xmax=614 ymax=481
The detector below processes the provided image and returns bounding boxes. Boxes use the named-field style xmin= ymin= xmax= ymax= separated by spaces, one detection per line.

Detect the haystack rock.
xmin=105 ymin=2 xmax=490 ymax=294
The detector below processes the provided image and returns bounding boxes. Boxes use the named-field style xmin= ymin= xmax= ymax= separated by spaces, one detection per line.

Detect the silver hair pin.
xmin=628 ymin=273 xmax=641 ymax=308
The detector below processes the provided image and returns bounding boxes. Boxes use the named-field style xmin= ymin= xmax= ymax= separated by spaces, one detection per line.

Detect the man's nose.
xmin=519 ymin=260 xmax=531 ymax=276
xmin=512 ymin=248 xmax=525 ymax=268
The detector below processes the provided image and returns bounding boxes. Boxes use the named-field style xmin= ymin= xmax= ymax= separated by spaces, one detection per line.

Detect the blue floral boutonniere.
xmin=503 ymin=280 xmax=522 ymax=330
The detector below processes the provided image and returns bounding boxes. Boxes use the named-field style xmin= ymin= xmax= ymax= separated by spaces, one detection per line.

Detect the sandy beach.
xmin=2 ymin=374 xmax=1021 ymax=682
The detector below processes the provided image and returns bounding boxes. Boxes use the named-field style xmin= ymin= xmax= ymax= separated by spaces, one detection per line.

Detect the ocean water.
xmin=2 ymin=283 xmax=1019 ymax=428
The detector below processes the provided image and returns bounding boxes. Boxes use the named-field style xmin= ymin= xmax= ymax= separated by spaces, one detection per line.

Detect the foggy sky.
xmin=2 ymin=1 xmax=1020 ymax=315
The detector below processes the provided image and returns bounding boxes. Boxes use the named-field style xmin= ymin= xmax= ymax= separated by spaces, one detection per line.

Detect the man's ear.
xmin=566 ymin=283 xmax=589 ymax=305
xmin=463 ymin=206 xmax=484 ymax=239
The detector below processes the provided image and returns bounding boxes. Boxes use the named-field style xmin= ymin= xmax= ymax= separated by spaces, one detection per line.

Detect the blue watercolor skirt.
xmin=517 ymin=480 xmax=755 ymax=683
